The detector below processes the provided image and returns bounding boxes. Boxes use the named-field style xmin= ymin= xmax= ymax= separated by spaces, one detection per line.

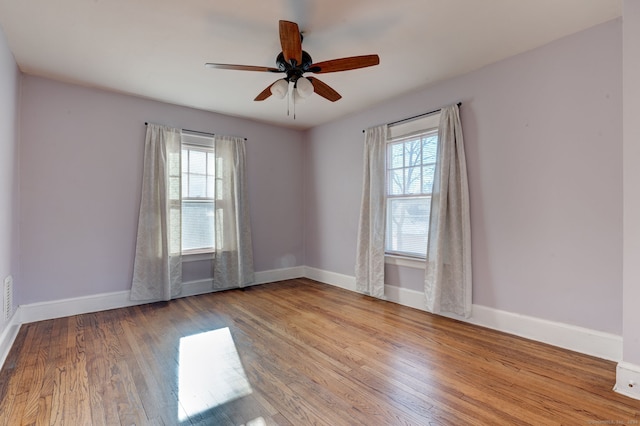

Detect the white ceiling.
xmin=0 ymin=0 xmax=622 ymax=130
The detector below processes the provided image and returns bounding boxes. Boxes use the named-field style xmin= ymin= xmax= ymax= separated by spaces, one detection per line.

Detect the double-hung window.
xmin=181 ymin=133 xmax=215 ymax=254
xmin=385 ymin=114 xmax=440 ymax=258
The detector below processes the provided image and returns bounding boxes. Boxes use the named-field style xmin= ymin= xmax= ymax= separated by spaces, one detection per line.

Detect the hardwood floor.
xmin=0 ymin=278 xmax=638 ymax=425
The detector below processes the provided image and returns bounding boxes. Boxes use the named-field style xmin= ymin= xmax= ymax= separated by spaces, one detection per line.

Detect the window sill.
xmin=385 ymin=254 xmax=425 ymax=270
xmin=182 ymin=251 xmax=215 ymax=262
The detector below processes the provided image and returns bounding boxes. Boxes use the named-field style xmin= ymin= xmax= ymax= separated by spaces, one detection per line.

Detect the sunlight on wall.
xmin=178 ymin=327 xmax=252 ymax=421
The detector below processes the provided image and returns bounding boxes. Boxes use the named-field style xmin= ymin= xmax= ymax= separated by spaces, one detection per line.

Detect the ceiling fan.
xmin=205 ymin=20 xmax=380 ymax=103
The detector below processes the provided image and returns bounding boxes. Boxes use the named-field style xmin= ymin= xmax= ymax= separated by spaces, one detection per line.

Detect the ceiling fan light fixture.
xmin=296 ymin=76 xmax=314 ymax=98
xmin=293 ymin=90 xmax=307 ymax=104
xmin=270 ymin=79 xmax=289 ymax=99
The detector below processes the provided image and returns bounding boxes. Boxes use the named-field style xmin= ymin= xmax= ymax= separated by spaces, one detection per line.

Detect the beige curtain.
xmin=424 ymin=104 xmax=472 ymax=317
xmin=213 ymin=135 xmax=255 ymax=289
xmin=131 ymin=123 xmax=182 ymax=301
xmin=355 ymin=125 xmax=388 ymax=299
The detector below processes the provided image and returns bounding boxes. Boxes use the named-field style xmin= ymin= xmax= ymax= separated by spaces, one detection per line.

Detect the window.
xmin=385 ymin=115 xmax=439 ymax=258
xmin=181 ymin=134 xmax=215 ymax=254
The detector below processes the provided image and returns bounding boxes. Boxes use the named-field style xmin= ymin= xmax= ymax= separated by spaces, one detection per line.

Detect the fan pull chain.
xmin=292 ymin=81 xmax=297 ymax=119
xmin=287 ymin=81 xmax=292 ymax=117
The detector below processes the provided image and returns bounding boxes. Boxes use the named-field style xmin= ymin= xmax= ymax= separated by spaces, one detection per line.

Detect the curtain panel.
xmin=355 ymin=124 xmax=388 ymax=299
xmin=424 ymin=104 xmax=472 ymax=317
xmin=131 ymin=123 xmax=182 ymax=301
xmin=213 ymin=135 xmax=255 ymax=289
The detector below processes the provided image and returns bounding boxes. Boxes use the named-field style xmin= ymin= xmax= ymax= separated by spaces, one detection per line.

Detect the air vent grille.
xmin=4 ymin=275 xmax=13 ymax=322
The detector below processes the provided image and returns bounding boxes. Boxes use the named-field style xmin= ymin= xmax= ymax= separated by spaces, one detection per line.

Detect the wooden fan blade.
xmin=310 ymin=55 xmax=380 ymax=73
xmin=279 ymin=20 xmax=302 ymax=65
xmin=254 ymin=83 xmax=274 ymax=101
xmin=205 ymin=63 xmax=281 ymax=73
xmin=308 ymin=77 xmax=342 ymax=102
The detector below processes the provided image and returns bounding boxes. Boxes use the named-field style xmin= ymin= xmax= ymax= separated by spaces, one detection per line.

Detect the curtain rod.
xmin=144 ymin=122 xmax=247 ymax=140
xmin=362 ymin=102 xmax=462 ymax=133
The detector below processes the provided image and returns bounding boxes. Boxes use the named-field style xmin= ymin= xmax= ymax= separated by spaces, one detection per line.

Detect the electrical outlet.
xmin=4 ymin=275 xmax=13 ymax=322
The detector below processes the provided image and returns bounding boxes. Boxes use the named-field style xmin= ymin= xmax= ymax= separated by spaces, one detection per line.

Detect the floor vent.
xmin=4 ymin=275 xmax=13 ymax=322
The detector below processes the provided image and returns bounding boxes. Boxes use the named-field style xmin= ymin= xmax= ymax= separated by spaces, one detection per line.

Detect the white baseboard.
xmin=0 ymin=313 xmax=21 ymax=370
xmin=304 ymin=266 xmax=356 ymax=291
xmin=615 ymin=362 xmax=640 ymax=400
xmin=462 ymin=304 xmax=622 ymax=362
xmin=254 ymin=266 xmax=304 ymax=284
xmin=304 ymin=267 xmax=622 ymax=362
xmin=19 ymin=290 xmax=137 ymax=324
xmin=18 ymin=266 xmax=306 ymax=325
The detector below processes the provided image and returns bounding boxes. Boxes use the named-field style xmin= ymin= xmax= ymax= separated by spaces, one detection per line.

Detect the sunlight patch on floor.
xmin=178 ymin=327 xmax=252 ymax=421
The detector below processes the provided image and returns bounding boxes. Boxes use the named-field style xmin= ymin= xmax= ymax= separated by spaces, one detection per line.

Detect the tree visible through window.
xmin=182 ymin=141 xmax=215 ymax=253
xmin=385 ymin=129 xmax=438 ymax=258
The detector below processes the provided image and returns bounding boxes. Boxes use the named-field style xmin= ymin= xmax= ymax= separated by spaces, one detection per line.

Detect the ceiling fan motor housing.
xmin=276 ymin=51 xmax=313 ymax=82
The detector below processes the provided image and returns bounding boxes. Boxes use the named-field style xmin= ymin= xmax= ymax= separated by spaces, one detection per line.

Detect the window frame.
xmin=384 ymin=113 xmax=440 ymax=261
xmin=181 ymin=133 xmax=216 ymax=256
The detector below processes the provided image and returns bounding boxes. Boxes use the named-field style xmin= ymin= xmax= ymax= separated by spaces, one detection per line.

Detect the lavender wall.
xmin=0 ymin=25 xmax=20 ymax=333
xmin=622 ymin=0 xmax=640 ymax=365
xmin=19 ymin=76 xmax=304 ymax=305
xmin=305 ymin=19 xmax=622 ymax=334
xmin=10 ymin=17 xmax=625 ymax=340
